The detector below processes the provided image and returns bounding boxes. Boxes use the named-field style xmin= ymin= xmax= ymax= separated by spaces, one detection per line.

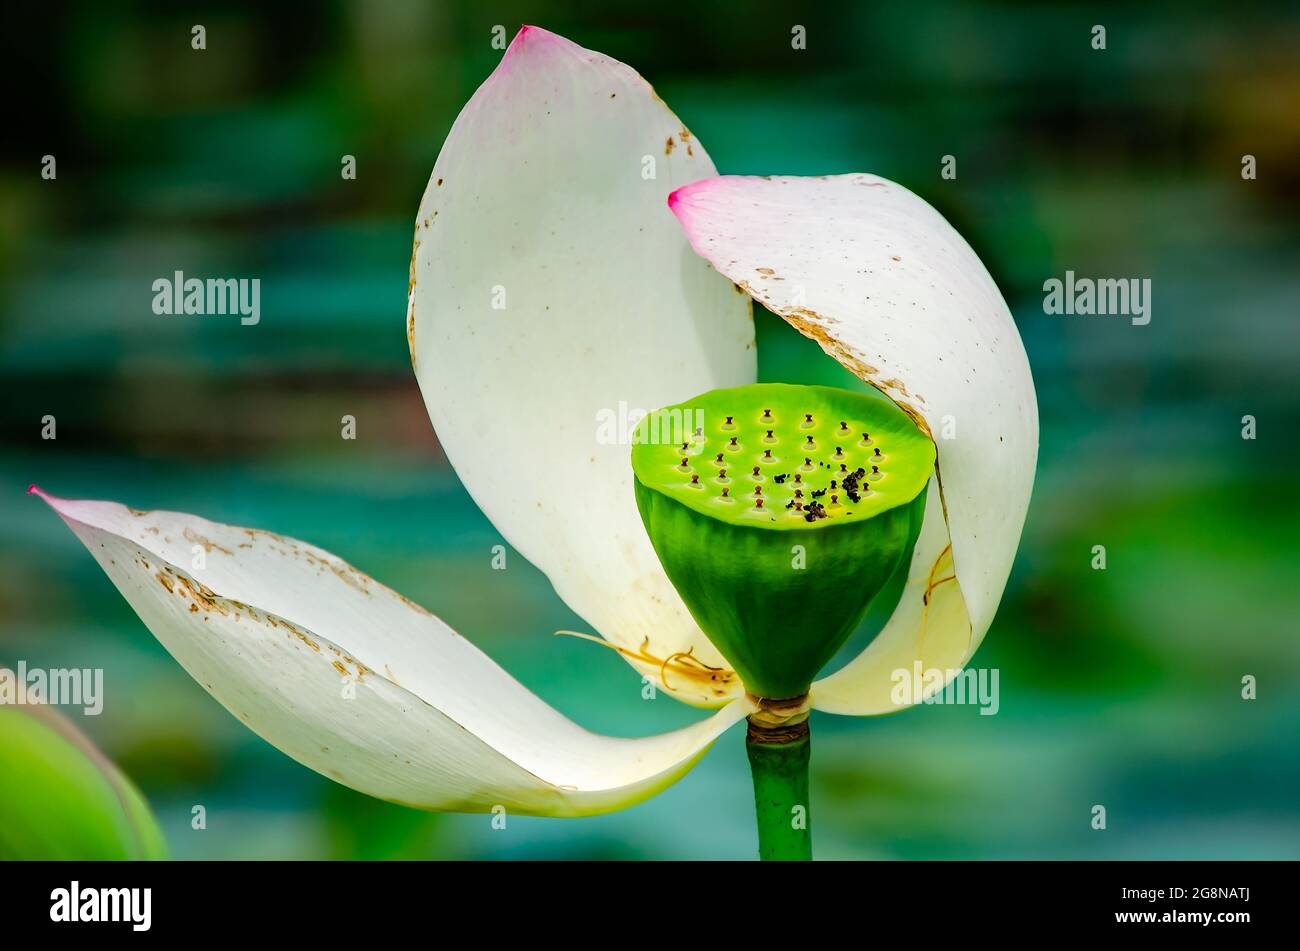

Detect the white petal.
xmin=669 ymin=174 xmax=1038 ymax=714
xmin=32 ymin=488 xmax=751 ymax=815
xmin=408 ymin=27 xmax=755 ymax=707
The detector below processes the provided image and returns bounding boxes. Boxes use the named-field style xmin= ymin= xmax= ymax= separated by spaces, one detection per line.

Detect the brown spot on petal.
xmin=406 ymin=302 xmax=417 ymax=369
xmin=407 ymin=235 xmax=421 ymax=367
xmin=183 ymin=527 xmax=233 ymax=556
xmin=879 ymin=377 xmax=911 ymax=398
xmin=242 ymin=527 xmax=288 ymax=544
xmin=782 ymin=307 xmax=876 ymax=375
xmin=290 ymin=625 xmax=320 ymax=653
xmin=173 ymin=573 xmax=223 ymax=613
xmin=894 ymin=401 xmax=932 ymax=439
xmin=776 ymin=305 xmax=934 ymax=442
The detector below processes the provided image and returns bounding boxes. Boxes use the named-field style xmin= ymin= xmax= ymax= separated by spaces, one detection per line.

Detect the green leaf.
xmin=0 ymin=704 xmax=167 ymax=860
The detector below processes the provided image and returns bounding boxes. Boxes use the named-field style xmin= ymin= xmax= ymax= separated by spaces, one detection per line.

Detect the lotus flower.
xmin=32 ymin=26 xmax=1036 ymax=858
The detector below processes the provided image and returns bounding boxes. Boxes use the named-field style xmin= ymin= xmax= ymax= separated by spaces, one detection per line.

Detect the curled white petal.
xmin=670 ymin=174 xmax=1038 ymax=714
xmin=33 ymin=488 xmax=750 ymax=815
xmin=408 ymin=26 xmax=756 ymax=707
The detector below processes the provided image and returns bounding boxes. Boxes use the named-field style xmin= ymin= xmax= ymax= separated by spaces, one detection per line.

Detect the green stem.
xmin=746 ymin=718 xmax=812 ymax=861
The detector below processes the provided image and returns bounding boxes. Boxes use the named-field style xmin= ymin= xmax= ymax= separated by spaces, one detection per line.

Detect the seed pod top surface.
xmin=631 ymin=382 xmax=935 ymax=529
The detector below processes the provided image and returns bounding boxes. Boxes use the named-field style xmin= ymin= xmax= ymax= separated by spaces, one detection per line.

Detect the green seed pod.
xmin=632 ymin=382 xmax=934 ymax=700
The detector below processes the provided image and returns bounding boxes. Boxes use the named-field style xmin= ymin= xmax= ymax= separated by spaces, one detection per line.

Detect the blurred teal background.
xmin=2 ymin=1 xmax=1298 ymax=859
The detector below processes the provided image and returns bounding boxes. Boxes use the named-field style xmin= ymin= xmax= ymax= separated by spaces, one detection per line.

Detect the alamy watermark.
xmin=0 ymin=662 xmax=103 ymax=715
xmin=890 ymin=662 xmax=1000 ymax=715
xmin=152 ymin=270 xmax=260 ymax=325
xmin=595 ymin=401 xmax=705 ymax=446
xmin=1043 ymin=270 xmax=1150 ymax=326
xmin=50 ymin=881 xmax=151 ymax=931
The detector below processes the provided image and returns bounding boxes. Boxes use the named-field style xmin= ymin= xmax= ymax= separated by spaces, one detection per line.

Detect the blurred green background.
xmin=2 ymin=0 xmax=1298 ymax=859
